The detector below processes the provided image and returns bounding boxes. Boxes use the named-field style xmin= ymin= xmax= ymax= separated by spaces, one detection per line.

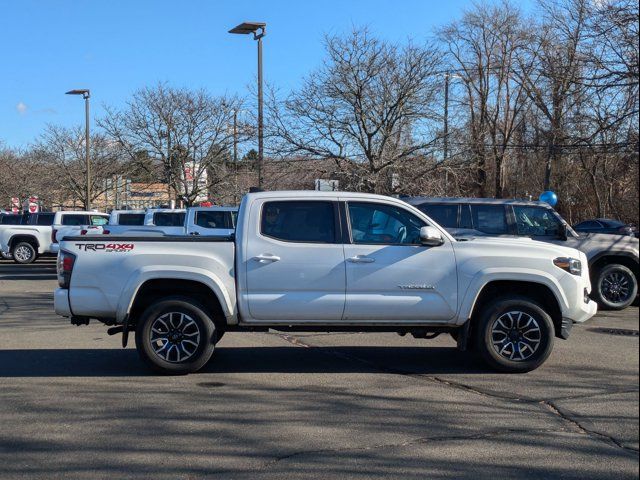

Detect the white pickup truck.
xmin=1 ymin=211 xmax=107 ymax=263
xmin=54 ymin=191 xmax=597 ymax=374
xmin=55 ymin=207 xmax=238 ymax=241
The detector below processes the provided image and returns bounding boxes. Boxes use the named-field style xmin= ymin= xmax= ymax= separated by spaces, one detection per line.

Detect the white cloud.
xmin=16 ymin=102 xmax=28 ymax=115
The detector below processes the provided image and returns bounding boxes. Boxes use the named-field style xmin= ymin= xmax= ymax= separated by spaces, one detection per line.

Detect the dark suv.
xmin=406 ymin=197 xmax=639 ymax=310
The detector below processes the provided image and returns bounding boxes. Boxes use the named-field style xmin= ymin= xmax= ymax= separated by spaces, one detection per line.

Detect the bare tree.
xmin=440 ymin=1 xmax=531 ymax=197
xmin=267 ymin=29 xmax=442 ymax=194
xmin=34 ymin=125 xmax=124 ymax=209
xmin=99 ymin=84 xmax=243 ymax=206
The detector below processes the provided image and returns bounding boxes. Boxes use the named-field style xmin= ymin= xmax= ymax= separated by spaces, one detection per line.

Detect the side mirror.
xmin=420 ymin=226 xmax=444 ymax=246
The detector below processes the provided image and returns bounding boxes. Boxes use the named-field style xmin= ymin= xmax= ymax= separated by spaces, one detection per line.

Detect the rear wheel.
xmin=593 ymin=264 xmax=637 ymax=310
xmin=12 ymin=242 xmax=36 ymax=264
xmin=135 ymin=297 xmax=217 ymax=374
xmin=475 ymin=296 xmax=555 ymax=373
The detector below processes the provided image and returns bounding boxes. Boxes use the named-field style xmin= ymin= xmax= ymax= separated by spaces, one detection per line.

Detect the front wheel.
xmin=0 ymin=251 xmax=12 ymax=260
xmin=135 ymin=297 xmax=217 ymax=374
xmin=12 ymin=242 xmax=37 ymax=264
xmin=593 ymin=264 xmax=637 ymax=311
xmin=475 ymin=296 xmax=555 ymax=373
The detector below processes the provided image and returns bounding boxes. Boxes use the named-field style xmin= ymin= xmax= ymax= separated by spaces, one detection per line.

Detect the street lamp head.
xmin=229 ymin=22 xmax=266 ymax=39
xmin=66 ymin=89 xmax=90 ymax=98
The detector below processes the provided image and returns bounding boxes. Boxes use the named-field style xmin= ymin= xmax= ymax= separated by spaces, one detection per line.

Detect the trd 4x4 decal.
xmin=75 ymin=243 xmax=134 ymax=253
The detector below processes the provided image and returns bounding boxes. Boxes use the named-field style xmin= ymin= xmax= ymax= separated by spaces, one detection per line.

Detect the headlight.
xmin=554 ymin=257 xmax=582 ymax=276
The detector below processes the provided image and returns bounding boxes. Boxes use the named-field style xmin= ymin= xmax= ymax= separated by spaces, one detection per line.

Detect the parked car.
xmin=54 ymin=191 xmax=596 ymax=374
xmin=63 ymin=207 xmax=239 ymax=239
xmin=0 ymin=214 xmax=23 ymax=259
xmin=0 ymin=211 xmax=108 ymax=264
xmin=573 ymin=218 xmax=638 ymax=237
xmin=406 ymin=197 xmax=639 ymax=310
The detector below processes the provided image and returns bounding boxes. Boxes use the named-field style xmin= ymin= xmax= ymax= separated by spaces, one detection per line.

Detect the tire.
xmin=135 ymin=297 xmax=217 ymax=375
xmin=475 ymin=296 xmax=555 ymax=373
xmin=593 ymin=264 xmax=637 ymax=311
xmin=12 ymin=242 xmax=37 ymax=264
xmin=0 ymin=251 xmax=12 ymax=260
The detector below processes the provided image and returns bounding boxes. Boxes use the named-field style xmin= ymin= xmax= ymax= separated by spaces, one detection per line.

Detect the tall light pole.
xmin=66 ymin=89 xmax=91 ymax=209
xmin=229 ymin=21 xmax=266 ymax=188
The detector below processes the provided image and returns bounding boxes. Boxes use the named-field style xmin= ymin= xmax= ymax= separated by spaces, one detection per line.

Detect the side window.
xmin=61 ymin=215 xmax=87 ymax=226
xmin=1 ymin=215 xmax=21 ymax=225
xmin=460 ymin=205 xmax=473 ymax=229
xmin=576 ymin=220 xmax=599 ymax=229
xmin=195 ymin=211 xmax=231 ymax=229
xmin=91 ymin=215 xmax=109 ymax=226
xmin=512 ymin=206 xmax=562 ymax=236
xmin=417 ymin=204 xmax=458 ymax=229
xmin=34 ymin=213 xmax=54 ymax=226
xmin=261 ymin=201 xmax=336 ymax=243
xmin=469 ymin=205 xmax=508 ymax=234
xmin=154 ymin=212 xmax=185 ymax=226
xmin=348 ymin=202 xmax=426 ymax=245
xmin=118 ymin=214 xmax=145 ymax=225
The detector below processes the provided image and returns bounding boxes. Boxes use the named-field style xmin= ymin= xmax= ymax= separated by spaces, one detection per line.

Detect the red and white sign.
xmin=10 ymin=197 xmax=20 ymax=213
xmin=24 ymin=195 xmax=39 ymax=214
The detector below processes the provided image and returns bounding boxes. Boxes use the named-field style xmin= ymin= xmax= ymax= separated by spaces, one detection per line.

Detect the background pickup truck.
xmin=55 ymin=191 xmax=597 ymax=375
xmin=1 ymin=211 xmax=107 ymax=264
xmin=407 ymin=197 xmax=640 ymax=310
xmin=56 ymin=207 xmax=238 ymax=241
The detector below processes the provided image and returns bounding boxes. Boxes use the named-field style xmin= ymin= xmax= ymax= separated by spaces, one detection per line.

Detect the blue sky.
xmin=1 ymin=0 xmax=529 ymax=148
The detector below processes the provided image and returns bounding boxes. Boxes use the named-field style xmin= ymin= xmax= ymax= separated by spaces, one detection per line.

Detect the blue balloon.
xmin=539 ymin=191 xmax=558 ymax=206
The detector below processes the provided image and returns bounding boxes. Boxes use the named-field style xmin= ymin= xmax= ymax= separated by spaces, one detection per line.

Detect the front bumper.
xmin=50 ymin=244 xmax=60 ymax=254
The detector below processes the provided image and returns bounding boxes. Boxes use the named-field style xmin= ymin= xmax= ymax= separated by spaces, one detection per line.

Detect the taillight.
xmin=52 ymin=229 xmax=58 ymax=244
xmin=57 ymin=250 xmax=76 ymax=288
xmin=102 ymin=229 xmax=110 ymax=234
xmin=80 ymin=229 xmax=87 ymax=235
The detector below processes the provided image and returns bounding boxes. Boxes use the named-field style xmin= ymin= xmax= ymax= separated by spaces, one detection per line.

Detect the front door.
xmin=343 ymin=200 xmax=457 ymax=322
xmin=244 ymin=199 xmax=346 ymax=322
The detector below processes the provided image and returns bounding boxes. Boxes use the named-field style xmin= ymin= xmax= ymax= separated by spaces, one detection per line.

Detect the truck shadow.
xmin=0 ymin=346 xmax=490 ymax=377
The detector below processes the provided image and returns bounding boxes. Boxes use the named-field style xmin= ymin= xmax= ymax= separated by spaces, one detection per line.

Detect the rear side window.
xmin=35 ymin=213 xmax=54 ymax=226
xmin=91 ymin=215 xmax=109 ymax=226
xmin=195 ymin=211 xmax=232 ymax=229
xmin=118 ymin=214 xmax=145 ymax=225
xmin=0 ymin=215 xmax=21 ymax=225
xmin=154 ymin=212 xmax=185 ymax=227
xmin=469 ymin=205 xmax=508 ymax=234
xmin=418 ymin=204 xmax=458 ymax=228
xmin=61 ymin=215 xmax=88 ymax=226
xmin=261 ymin=201 xmax=336 ymax=243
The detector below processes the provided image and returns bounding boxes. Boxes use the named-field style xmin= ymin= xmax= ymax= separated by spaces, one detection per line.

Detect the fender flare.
xmin=116 ymin=266 xmax=234 ymax=323
xmin=458 ymin=268 xmax=567 ymax=323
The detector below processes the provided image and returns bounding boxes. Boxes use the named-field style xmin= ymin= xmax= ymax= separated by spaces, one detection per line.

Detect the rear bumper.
xmin=54 ymin=288 xmax=71 ymax=317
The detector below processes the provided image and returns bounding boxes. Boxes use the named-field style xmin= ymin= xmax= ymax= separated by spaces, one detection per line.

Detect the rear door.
xmin=243 ymin=199 xmax=346 ymax=322
xmin=342 ymin=199 xmax=457 ymax=322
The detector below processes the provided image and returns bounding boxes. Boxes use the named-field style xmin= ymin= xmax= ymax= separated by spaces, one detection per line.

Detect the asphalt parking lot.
xmin=0 ymin=257 xmax=638 ymax=479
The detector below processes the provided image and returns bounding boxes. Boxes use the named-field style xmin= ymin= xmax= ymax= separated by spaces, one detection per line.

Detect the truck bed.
xmin=59 ymin=235 xmax=236 ymax=322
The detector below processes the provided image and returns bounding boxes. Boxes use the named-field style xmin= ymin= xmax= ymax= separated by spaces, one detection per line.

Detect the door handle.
xmin=189 ymin=231 xmax=200 ymax=236
xmin=254 ymin=254 xmax=281 ymax=263
xmin=347 ymin=255 xmax=375 ymax=263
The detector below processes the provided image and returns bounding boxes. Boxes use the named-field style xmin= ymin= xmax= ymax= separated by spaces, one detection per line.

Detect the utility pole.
xmin=443 ymin=73 xmax=450 ymax=195
xmin=65 ymin=89 xmax=91 ymax=209
xmin=233 ymin=108 xmax=239 ymax=204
